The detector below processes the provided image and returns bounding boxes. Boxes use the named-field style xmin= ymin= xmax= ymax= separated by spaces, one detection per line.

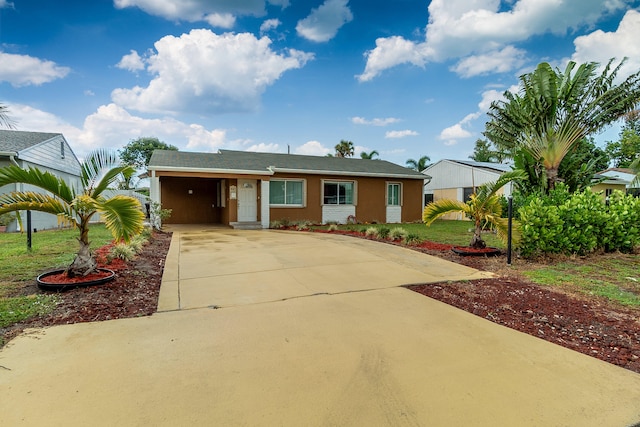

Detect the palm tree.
xmin=0 ymin=103 xmax=16 ymax=129
xmin=360 ymin=150 xmax=379 ymax=159
xmin=0 ymin=150 xmax=145 ymax=277
xmin=485 ymin=59 xmax=640 ymax=191
xmin=406 ymin=155 xmax=430 ymax=171
xmin=335 ymin=140 xmax=354 ymax=158
xmin=422 ymin=170 xmax=527 ymax=249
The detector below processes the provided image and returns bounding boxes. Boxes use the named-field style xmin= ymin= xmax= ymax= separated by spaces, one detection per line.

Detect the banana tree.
xmin=422 ymin=170 xmax=527 ymax=248
xmin=0 ymin=150 xmax=145 ymax=277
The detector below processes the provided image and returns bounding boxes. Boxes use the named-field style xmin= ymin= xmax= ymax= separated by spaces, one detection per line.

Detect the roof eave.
xmin=148 ymin=165 xmax=274 ymax=176
xmin=271 ymin=167 xmax=429 ymax=180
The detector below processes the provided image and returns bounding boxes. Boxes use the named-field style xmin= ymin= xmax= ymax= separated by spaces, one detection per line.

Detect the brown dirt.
xmin=2 ymin=229 xmax=639 ymax=377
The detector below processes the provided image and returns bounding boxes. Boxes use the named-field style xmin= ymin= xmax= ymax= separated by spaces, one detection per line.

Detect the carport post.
xmin=507 ymin=196 xmax=512 ymax=265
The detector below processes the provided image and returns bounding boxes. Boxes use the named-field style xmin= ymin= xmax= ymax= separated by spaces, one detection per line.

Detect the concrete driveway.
xmin=1 ymin=227 xmax=640 ymax=426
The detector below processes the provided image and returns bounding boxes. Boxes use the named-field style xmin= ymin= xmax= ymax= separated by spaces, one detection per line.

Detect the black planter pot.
xmin=36 ymin=268 xmax=116 ymax=291
xmin=451 ymin=246 xmax=501 ymax=257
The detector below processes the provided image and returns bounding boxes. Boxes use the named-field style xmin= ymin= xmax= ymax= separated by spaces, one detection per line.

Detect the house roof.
xmin=149 ymin=149 xmax=429 ymax=179
xmin=0 ymin=130 xmax=62 ymax=153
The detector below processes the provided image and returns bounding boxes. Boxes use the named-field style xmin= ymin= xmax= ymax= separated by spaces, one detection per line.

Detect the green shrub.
xmin=365 ymin=227 xmax=379 ymax=237
xmin=327 ymin=224 xmax=339 ymax=232
xmin=518 ymin=186 xmax=640 ymax=257
xmin=377 ymin=226 xmax=390 ymax=239
xmin=110 ymin=243 xmax=136 ymax=261
xmin=403 ymin=233 xmax=422 ymax=245
xmin=389 ymin=227 xmax=407 ymax=240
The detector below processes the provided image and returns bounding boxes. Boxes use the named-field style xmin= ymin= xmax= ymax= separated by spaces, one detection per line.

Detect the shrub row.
xmin=518 ymin=186 xmax=640 ymax=257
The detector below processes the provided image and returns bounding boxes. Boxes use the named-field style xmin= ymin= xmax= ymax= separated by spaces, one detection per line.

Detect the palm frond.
xmin=0 ymin=165 xmax=75 ymax=202
xmin=98 ymin=195 xmax=145 ymax=242
xmin=422 ymin=199 xmax=469 ymax=225
xmin=0 ymin=191 xmax=75 ymax=222
xmin=81 ymin=150 xmax=124 ymax=193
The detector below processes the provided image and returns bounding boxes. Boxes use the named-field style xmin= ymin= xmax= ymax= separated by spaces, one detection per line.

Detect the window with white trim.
xmin=269 ymin=179 xmax=305 ymax=206
xmin=387 ymin=182 xmax=401 ymax=206
xmin=323 ymin=181 xmax=354 ymax=205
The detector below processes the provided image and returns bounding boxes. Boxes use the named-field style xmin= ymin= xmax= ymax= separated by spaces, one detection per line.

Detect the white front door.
xmin=237 ymin=179 xmax=258 ymax=222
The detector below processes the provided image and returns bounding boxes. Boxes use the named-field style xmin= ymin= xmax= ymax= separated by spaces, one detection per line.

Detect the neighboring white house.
xmin=598 ymin=168 xmax=640 ymax=196
xmin=423 ymin=160 xmax=516 ymax=220
xmin=0 ymin=130 xmax=82 ymax=232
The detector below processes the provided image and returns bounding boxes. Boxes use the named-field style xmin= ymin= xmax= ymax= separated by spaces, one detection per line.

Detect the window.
xmin=323 ymin=181 xmax=354 ymax=205
xmin=424 ymin=194 xmax=434 ymax=206
xmin=463 ymin=187 xmax=474 ymax=202
xmin=270 ymin=179 xmax=304 ymax=206
xmin=60 ymin=140 xmax=65 ymax=159
xmin=387 ymin=183 xmax=401 ymax=206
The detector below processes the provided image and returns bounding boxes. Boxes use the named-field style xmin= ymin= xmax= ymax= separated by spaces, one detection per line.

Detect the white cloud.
xmin=572 ymin=9 xmax=640 ymax=80
xmin=0 ymin=1 xmax=14 ymax=9
xmin=260 ymin=18 xmax=281 ymax=34
xmin=294 ymin=140 xmax=332 ymax=156
xmin=267 ymin=0 xmax=289 ymax=8
xmin=111 ymin=29 xmax=314 ymax=115
xmin=245 ymin=142 xmax=280 ymax=152
xmin=359 ymin=0 xmax=630 ymax=80
xmin=357 ymin=36 xmax=429 ymax=82
xmin=9 ymin=103 xmax=229 ymax=157
xmin=351 ymin=116 xmax=400 ymax=126
xmin=0 ymin=52 xmax=70 ymax=87
xmin=296 ymin=0 xmax=353 ymax=42
xmin=452 ymin=46 xmax=528 ymax=78
xmin=440 ymin=124 xmax=471 ymax=140
xmin=385 ymin=130 xmax=418 ymax=139
xmin=116 ymin=50 xmax=146 ymax=72
xmin=113 ymin=0 xmax=264 ymax=26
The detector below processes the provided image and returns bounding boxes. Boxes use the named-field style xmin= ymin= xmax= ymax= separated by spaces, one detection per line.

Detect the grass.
xmin=522 ymin=254 xmax=640 ymax=307
xmin=313 ymin=220 xmax=506 ymax=248
xmin=0 ymin=224 xmax=115 ymax=326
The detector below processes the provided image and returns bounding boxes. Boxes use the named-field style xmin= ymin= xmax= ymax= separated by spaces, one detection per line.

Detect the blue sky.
xmin=1 ymin=0 xmax=639 ymax=166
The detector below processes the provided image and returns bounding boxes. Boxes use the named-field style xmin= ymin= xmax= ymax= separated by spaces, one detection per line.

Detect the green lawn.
xmin=0 ymin=224 xmax=115 ymax=332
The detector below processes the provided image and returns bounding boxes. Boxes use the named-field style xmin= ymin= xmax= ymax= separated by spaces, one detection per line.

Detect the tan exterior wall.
xmin=432 ymin=188 xmax=467 ymax=221
xmin=591 ymin=183 xmax=627 ymax=199
xmin=401 ymin=179 xmax=423 ymax=223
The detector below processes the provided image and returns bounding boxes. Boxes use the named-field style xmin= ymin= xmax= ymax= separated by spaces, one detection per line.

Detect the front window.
xmin=387 ymin=183 xmax=401 ymax=206
xmin=463 ymin=187 xmax=474 ymax=202
xmin=323 ymin=181 xmax=354 ymax=205
xmin=270 ymin=179 xmax=304 ymax=206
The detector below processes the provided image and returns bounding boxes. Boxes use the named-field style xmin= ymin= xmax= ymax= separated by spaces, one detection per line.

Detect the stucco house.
xmin=597 ymin=168 xmax=639 ymax=197
xmin=0 ymin=130 xmax=82 ymax=232
xmin=148 ymin=149 xmax=428 ymax=228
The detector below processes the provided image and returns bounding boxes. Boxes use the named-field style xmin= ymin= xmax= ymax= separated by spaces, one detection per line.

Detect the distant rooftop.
xmin=0 ymin=130 xmax=62 ymax=153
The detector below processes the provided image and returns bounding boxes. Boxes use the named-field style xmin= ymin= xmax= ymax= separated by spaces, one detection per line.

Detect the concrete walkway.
xmin=1 ymin=227 xmax=640 ymax=426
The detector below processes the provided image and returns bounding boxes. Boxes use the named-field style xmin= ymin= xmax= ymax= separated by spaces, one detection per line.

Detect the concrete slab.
xmin=2 ymin=226 xmax=640 ymax=426
xmin=1 ymin=288 xmax=639 ymax=426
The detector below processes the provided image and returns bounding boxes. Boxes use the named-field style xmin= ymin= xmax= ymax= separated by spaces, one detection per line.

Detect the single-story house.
xmin=597 ymin=168 xmax=639 ymax=197
xmin=147 ymin=149 xmax=428 ymax=228
xmin=0 ymin=130 xmax=82 ymax=232
xmin=423 ymin=160 xmax=516 ymax=219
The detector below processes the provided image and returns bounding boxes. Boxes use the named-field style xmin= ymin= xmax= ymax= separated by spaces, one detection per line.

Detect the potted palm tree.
xmin=0 ymin=150 xmax=145 ymax=287
xmin=422 ymin=170 xmax=526 ymax=253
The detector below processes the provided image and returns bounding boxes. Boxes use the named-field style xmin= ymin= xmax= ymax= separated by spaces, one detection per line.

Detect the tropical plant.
xmin=485 ymin=59 xmax=640 ymax=192
xmin=406 ymin=155 xmax=431 ymax=171
xmin=0 ymin=150 xmax=145 ymax=277
xmin=0 ymin=103 xmax=15 ymax=129
xmin=335 ymin=140 xmax=355 ymax=158
xmin=605 ymin=110 xmax=640 ymax=168
xmin=360 ymin=150 xmax=379 ymax=159
xmin=422 ymin=170 xmax=527 ymax=248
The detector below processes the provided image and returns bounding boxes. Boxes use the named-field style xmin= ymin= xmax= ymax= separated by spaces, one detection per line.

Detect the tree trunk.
xmin=66 ymin=239 xmax=98 ymax=277
xmin=470 ymin=226 xmax=487 ymax=249
xmin=547 ymin=167 xmax=559 ymax=191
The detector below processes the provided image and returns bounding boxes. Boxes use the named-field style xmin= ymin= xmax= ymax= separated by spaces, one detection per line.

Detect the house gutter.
xmin=148 ymin=166 xmax=274 ymax=176
xmin=0 ymin=151 xmax=20 ymax=167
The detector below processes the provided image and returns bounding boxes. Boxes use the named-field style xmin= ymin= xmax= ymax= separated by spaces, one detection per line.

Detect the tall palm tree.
xmin=0 ymin=103 xmax=16 ymax=129
xmin=485 ymin=59 xmax=640 ymax=191
xmin=360 ymin=150 xmax=379 ymax=159
xmin=422 ymin=170 xmax=527 ymax=248
xmin=0 ymin=150 xmax=145 ymax=277
xmin=406 ymin=155 xmax=430 ymax=171
xmin=335 ymin=140 xmax=354 ymax=158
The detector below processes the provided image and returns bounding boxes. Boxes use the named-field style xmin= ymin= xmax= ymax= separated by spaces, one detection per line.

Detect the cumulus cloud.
xmin=245 ymin=142 xmax=280 ymax=152
xmin=0 ymin=52 xmax=70 ymax=86
xmin=113 ymin=0 xmax=265 ymax=26
xmin=439 ymin=124 xmax=472 ymax=141
xmin=385 ymin=130 xmax=418 ymax=139
xmin=571 ymin=9 xmax=640 ymax=80
xmin=294 ymin=140 xmax=332 ymax=156
xmin=296 ymin=0 xmax=353 ymax=42
xmin=260 ymin=18 xmax=281 ymax=34
xmin=111 ymin=29 xmax=314 ymax=115
xmin=9 ymin=103 xmax=230 ymax=157
xmin=116 ymin=50 xmax=146 ymax=72
xmin=351 ymin=116 xmax=400 ymax=126
xmin=452 ymin=46 xmax=528 ymax=78
xmin=0 ymin=1 xmax=14 ymax=8
xmin=268 ymin=0 xmax=289 ymax=8
xmin=359 ymin=0 xmax=630 ymax=80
